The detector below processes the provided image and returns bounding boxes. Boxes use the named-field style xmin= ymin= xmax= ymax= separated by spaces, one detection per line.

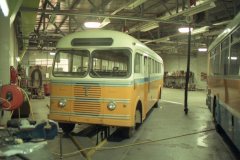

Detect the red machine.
xmin=0 ymin=84 xmax=24 ymax=110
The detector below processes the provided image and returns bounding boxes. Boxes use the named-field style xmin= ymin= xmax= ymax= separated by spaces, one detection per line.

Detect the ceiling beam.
xmin=160 ymin=0 xmax=172 ymax=15
xmin=57 ymin=0 xmax=81 ymax=32
xmin=36 ymin=1 xmax=47 ymax=33
xmin=20 ymin=7 xmax=185 ymax=24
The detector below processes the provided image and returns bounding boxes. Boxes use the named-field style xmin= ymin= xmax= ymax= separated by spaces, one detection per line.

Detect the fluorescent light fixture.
xmin=0 ymin=0 xmax=9 ymax=17
xmin=125 ymin=0 xmax=147 ymax=10
xmin=192 ymin=26 xmax=210 ymax=35
xmin=198 ymin=48 xmax=207 ymax=52
xmin=139 ymin=22 xmax=159 ymax=32
xmin=228 ymin=56 xmax=238 ymax=60
xmin=84 ymin=21 xmax=101 ymax=28
xmin=178 ymin=27 xmax=193 ymax=33
xmin=183 ymin=1 xmax=216 ymax=16
xmin=213 ymin=20 xmax=231 ymax=26
xmin=16 ymin=57 xmax=20 ymax=62
xmin=50 ymin=52 xmax=56 ymax=56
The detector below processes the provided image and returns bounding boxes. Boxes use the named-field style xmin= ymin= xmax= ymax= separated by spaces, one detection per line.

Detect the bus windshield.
xmin=53 ymin=49 xmax=131 ymax=78
xmin=90 ymin=49 xmax=131 ymax=78
xmin=53 ymin=50 xmax=90 ymax=77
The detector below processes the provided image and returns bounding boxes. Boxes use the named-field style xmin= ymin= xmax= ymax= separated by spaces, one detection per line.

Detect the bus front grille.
xmin=73 ymin=101 xmax=101 ymax=113
xmin=74 ymin=85 xmax=101 ymax=98
xmin=73 ymin=85 xmax=101 ymax=113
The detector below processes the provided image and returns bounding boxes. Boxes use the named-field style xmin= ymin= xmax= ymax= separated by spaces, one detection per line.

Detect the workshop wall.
xmin=161 ymin=53 xmax=208 ymax=90
xmin=21 ymin=50 xmax=54 ymax=81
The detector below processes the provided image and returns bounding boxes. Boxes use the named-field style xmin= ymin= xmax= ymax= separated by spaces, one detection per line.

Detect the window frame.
xmin=89 ymin=48 xmax=132 ymax=78
xmin=52 ymin=49 xmax=90 ymax=77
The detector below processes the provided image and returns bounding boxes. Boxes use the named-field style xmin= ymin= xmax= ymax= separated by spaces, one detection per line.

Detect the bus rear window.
xmin=53 ymin=50 xmax=90 ymax=77
xmin=71 ymin=38 xmax=113 ymax=46
xmin=90 ymin=49 xmax=131 ymax=78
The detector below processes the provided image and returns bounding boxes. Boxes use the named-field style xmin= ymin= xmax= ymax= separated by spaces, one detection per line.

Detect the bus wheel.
xmin=122 ymin=108 xmax=141 ymax=138
xmin=59 ymin=123 xmax=75 ymax=134
xmin=122 ymin=126 xmax=135 ymax=138
xmin=154 ymin=88 xmax=161 ymax=108
xmin=212 ymin=97 xmax=222 ymax=134
xmin=153 ymin=100 xmax=159 ymax=108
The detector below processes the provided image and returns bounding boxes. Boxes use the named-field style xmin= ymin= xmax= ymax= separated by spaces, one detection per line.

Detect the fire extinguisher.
xmin=10 ymin=66 xmax=18 ymax=85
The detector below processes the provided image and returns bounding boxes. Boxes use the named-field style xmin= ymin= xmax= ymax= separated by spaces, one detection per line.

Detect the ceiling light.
xmin=192 ymin=26 xmax=210 ymax=35
xmin=198 ymin=48 xmax=207 ymax=52
xmin=228 ymin=56 xmax=237 ymax=60
xmin=213 ymin=20 xmax=231 ymax=26
xmin=0 ymin=0 xmax=9 ymax=17
xmin=16 ymin=57 xmax=20 ymax=62
xmin=84 ymin=18 xmax=101 ymax=29
xmin=125 ymin=0 xmax=147 ymax=10
xmin=84 ymin=21 xmax=101 ymax=28
xmin=50 ymin=52 xmax=56 ymax=56
xmin=178 ymin=27 xmax=193 ymax=33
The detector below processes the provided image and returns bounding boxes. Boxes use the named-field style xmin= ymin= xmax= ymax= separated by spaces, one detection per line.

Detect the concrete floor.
xmin=28 ymin=88 xmax=238 ymax=160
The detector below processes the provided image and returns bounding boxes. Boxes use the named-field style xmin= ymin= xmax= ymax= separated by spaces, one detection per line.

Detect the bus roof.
xmin=208 ymin=12 xmax=240 ymax=51
xmin=56 ymin=29 xmax=162 ymax=62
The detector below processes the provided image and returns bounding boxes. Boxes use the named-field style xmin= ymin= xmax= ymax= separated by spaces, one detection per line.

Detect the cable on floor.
xmin=51 ymin=128 xmax=215 ymax=157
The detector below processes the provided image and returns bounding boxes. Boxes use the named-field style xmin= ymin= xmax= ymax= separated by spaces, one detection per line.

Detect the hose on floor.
xmin=51 ymin=128 xmax=215 ymax=157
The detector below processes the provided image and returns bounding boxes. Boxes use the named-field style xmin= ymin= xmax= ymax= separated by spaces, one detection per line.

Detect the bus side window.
xmin=212 ymin=47 xmax=220 ymax=75
xmin=229 ymin=41 xmax=240 ymax=75
xmin=134 ymin=53 xmax=141 ymax=73
xmin=144 ymin=56 xmax=148 ymax=75
xmin=158 ymin=62 xmax=162 ymax=73
xmin=148 ymin=58 xmax=152 ymax=74
xmin=220 ymin=38 xmax=230 ymax=75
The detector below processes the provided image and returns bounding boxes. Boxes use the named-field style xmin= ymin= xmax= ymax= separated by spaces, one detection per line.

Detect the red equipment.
xmin=0 ymin=84 xmax=24 ymax=110
xmin=10 ymin=66 xmax=18 ymax=84
xmin=43 ymin=83 xmax=50 ymax=96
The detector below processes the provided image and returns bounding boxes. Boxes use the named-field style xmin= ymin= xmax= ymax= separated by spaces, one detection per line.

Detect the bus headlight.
xmin=107 ymin=102 xmax=116 ymax=111
xmin=59 ymin=99 xmax=67 ymax=108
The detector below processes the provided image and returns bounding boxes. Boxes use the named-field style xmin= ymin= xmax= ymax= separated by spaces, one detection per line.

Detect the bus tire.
xmin=153 ymin=100 xmax=159 ymax=108
xmin=122 ymin=126 xmax=135 ymax=138
xmin=154 ymin=88 xmax=161 ymax=108
xmin=122 ymin=108 xmax=141 ymax=138
xmin=215 ymin=124 xmax=223 ymax=134
xmin=212 ymin=96 xmax=223 ymax=134
xmin=213 ymin=96 xmax=218 ymax=124
xmin=59 ymin=122 xmax=75 ymax=134
xmin=135 ymin=107 xmax=142 ymax=129
xmin=159 ymin=88 xmax=162 ymax=99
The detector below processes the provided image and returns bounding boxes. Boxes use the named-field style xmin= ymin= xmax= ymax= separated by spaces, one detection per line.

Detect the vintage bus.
xmin=206 ymin=12 xmax=240 ymax=150
xmin=48 ymin=30 xmax=164 ymax=137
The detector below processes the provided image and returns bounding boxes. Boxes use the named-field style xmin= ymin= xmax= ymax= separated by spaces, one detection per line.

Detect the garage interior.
xmin=0 ymin=0 xmax=240 ymax=159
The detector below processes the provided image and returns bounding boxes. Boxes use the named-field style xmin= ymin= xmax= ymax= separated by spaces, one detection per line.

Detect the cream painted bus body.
xmin=48 ymin=30 xmax=164 ymax=128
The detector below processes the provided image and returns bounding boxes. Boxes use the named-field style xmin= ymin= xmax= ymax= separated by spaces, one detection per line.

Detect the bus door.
xmin=144 ymin=56 xmax=151 ymax=110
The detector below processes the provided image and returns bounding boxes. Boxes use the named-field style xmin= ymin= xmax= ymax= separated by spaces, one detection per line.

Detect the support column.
xmin=0 ymin=0 xmax=23 ymax=86
xmin=0 ymin=15 xmax=11 ymax=85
